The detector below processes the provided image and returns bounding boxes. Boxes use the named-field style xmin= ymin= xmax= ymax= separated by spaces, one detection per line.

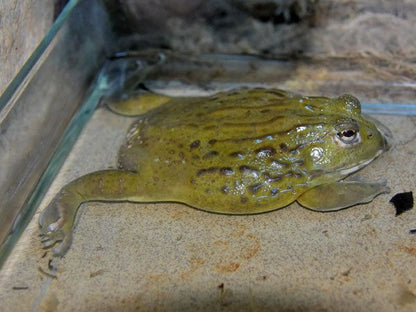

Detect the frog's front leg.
xmin=39 ymin=170 xmax=151 ymax=256
xmin=297 ymin=181 xmax=390 ymax=211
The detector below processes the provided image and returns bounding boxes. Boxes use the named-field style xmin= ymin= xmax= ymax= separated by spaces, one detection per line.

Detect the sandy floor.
xmin=0 ymin=88 xmax=415 ymax=311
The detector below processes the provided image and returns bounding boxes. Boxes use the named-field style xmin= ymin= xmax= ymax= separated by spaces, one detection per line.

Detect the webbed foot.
xmin=39 ymin=227 xmax=70 ymax=256
xmin=38 ymin=190 xmax=81 ymax=256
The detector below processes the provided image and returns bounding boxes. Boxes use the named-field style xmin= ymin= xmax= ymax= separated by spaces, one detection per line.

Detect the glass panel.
xmin=0 ymin=0 xmax=117 ymax=263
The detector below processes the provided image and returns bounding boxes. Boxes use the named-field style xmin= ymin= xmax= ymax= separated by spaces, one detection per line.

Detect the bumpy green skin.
xmin=39 ymin=88 xmax=389 ymax=256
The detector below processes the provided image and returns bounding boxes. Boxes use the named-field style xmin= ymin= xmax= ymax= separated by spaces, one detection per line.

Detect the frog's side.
xmin=39 ymin=88 xmax=390 ymax=256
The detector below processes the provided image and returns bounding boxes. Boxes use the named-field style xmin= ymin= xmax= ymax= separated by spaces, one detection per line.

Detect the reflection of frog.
xmin=39 ymin=88 xmax=390 ymax=256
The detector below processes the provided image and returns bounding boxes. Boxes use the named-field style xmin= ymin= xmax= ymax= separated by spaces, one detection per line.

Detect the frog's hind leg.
xmin=297 ymin=181 xmax=390 ymax=212
xmin=39 ymin=170 xmax=158 ymax=256
xmin=106 ymin=91 xmax=172 ymax=116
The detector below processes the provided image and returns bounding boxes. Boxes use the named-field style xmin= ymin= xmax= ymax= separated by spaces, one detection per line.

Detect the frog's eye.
xmin=336 ymin=129 xmax=361 ymax=145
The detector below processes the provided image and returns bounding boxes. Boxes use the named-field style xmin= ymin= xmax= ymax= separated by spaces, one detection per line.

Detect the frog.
xmin=39 ymin=87 xmax=390 ymax=256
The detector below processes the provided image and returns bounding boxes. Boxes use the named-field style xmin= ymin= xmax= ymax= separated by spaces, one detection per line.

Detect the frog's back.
xmin=146 ymin=88 xmax=332 ymax=133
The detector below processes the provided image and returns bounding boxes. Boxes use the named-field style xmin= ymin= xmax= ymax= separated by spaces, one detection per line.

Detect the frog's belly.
xmin=173 ymin=185 xmax=299 ymax=214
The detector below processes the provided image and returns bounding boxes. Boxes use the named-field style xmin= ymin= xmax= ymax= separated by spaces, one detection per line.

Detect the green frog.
xmin=39 ymin=88 xmax=390 ymax=256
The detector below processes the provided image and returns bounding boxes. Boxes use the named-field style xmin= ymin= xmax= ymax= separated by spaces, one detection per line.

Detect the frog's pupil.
xmin=343 ymin=130 xmax=356 ymax=137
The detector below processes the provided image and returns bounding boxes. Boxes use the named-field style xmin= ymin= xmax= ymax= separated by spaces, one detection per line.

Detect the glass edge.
xmin=0 ymin=75 xmax=105 ymax=269
xmin=0 ymin=0 xmax=80 ymax=111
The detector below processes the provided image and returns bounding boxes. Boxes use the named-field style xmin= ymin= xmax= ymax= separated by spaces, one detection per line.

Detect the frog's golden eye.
xmin=336 ymin=129 xmax=361 ymax=145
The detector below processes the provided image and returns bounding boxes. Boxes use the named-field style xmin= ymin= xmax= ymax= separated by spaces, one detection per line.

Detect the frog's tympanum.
xmin=39 ymin=88 xmax=390 ymax=256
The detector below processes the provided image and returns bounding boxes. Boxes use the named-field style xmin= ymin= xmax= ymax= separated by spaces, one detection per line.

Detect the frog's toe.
xmin=39 ymin=230 xmax=62 ymax=248
xmin=39 ymin=227 xmax=72 ymax=256
xmin=40 ymin=232 xmax=55 ymax=243
xmin=51 ymin=233 xmax=73 ymax=257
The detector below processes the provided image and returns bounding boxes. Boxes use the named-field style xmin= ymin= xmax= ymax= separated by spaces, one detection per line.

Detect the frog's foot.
xmin=39 ymin=227 xmax=70 ymax=255
xmin=39 ymin=223 xmax=73 ymax=257
xmin=297 ymin=180 xmax=390 ymax=211
xmin=38 ymin=191 xmax=80 ymax=256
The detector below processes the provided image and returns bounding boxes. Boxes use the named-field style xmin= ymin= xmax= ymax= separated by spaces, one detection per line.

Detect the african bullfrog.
xmin=39 ymin=88 xmax=390 ymax=256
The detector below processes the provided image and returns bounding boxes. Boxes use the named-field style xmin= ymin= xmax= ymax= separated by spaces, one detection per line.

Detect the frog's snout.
xmin=364 ymin=115 xmax=393 ymax=151
xmin=370 ymin=127 xmax=391 ymax=152
xmin=382 ymin=132 xmax=391 ymax=151
xmin=378 ymin=123 xmax=393 ymax=151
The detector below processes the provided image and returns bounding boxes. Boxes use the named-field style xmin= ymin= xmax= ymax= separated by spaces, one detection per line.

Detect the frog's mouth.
xmin=337 ymin=148 xmax=384 ymax=177
xmin=310 ymin=148 xmax=384 ymax=182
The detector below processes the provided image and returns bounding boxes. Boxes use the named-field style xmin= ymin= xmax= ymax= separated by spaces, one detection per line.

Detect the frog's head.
xmin=302 ymin=94 xmax=389 ymax=180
